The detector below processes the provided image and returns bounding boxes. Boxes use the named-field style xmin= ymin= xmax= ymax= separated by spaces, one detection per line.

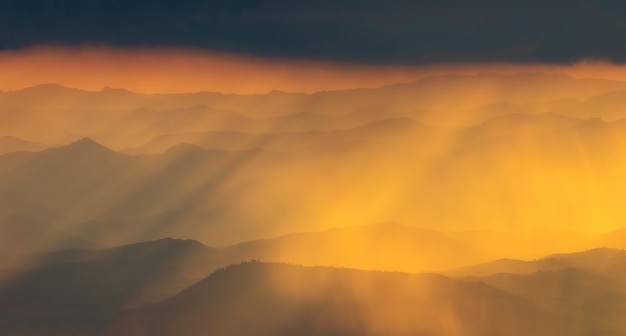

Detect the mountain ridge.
xmin=10 ymin=72 xmax=626 ymax=96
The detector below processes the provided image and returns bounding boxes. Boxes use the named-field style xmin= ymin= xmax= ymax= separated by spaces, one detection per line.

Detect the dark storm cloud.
xmin=3 ymin=0 xmax=626 ymax=64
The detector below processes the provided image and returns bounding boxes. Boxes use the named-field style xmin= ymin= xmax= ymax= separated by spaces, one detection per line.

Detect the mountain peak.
xmin=109 ymin=237 xmax=213 ymax=255
xmin=67 ymin=137 xmax=110 ymax=150
xmin=16 ymin=83 xmax=84 ymax=94
xmin=44 ymin=137 xmax=121 ymax=158
xmin=28 ymin=83 xmax=70 ymax=90
xmin=100 ymin=86 xmax=134 ymax=94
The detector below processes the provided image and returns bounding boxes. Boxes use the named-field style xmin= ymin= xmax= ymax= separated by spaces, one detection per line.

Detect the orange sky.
xmin=2 ymin=46 xmax=626 ymax=94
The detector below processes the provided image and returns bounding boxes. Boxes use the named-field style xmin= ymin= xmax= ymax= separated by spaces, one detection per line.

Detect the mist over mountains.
xmin=4 ymin=73 xmax=626 ymax=335
xmin=3 ymin=73 xmax=626 ymax=251
xmin=3 ymin=73 xmax=626 ymax=147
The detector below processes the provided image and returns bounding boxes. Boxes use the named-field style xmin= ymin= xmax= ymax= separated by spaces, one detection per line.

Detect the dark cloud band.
xmin=3 ymin=0 xmax=626 ymax=64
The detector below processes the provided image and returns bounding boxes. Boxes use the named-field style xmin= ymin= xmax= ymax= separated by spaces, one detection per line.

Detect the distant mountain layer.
xmin=114 ymin=262 xmax=556 ymax=336
xmin=453 ymin=247 xmax=626 ymax=277
xmin=4 ymin=111 xmax=626 ymax=252
xmin=4 ymin=73 xmax=626 ymax=148
xmin=5 ymin=191 xmax=626 ymax=273
xmin=125 ymin=117 xmax=423 ymax=154
xmin=0 ymin=136 xmax=45 ymax=155
xmin=4 ymin=73 xmax=626 ymax=257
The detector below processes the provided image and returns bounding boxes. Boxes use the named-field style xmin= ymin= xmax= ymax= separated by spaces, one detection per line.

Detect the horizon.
xmin=3 ymin=46 xmax=626 ymax=94
xmin=4 ymin=70 xmax=621 ymax=95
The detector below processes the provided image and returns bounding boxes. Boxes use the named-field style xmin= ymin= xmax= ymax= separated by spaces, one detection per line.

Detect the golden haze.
xmin=3 ymin=54 xmax=626 ymax=335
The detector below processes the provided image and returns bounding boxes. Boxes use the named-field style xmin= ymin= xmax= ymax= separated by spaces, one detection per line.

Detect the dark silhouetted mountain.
xmin=22 ymin=138 xmax=129 ymax=176
xmin=0 ymin=238 xmax=223 ymax=336
xmin=3 ymin=242 xmax=626 ymax=335
xmin=47 ymin=137 xmax=123 ymax=157
xmin=1 ymin=238 xmax=219 ymax=305
xmin=113 ymin=262 xmax=558 ymax=336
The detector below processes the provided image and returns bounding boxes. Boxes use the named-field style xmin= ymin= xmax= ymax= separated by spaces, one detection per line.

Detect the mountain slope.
xmin=454 ymin=248 xmax=626 ymax=277
xmin=475 ymin=267 xmax=626 ymax=336
xmin=0 ymin=238 xmax=222 ymax=336
xmin=113 ymin=262 xmax=558 ymax=336
xmin=3 ymin=242 xmax=626 ymax=335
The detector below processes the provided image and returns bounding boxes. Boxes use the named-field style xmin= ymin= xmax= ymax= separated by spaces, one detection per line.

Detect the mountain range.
xmin=3 ymin=113 xmax=626 ymax=251
xmin=2 ymin=238 xmax=625 ymax=336
xmin=4 ymin=73 xmax=626 ymax=334
xmin=4 ymin=73 xmax=626 ymax=148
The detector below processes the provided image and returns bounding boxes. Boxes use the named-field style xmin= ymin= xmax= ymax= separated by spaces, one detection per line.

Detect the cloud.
xmin=3 ymin=0 xmax=626 ymax=64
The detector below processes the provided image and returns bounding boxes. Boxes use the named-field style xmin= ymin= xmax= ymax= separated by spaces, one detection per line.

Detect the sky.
xmin=3 ymin=0 xmax=626 ymax=93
